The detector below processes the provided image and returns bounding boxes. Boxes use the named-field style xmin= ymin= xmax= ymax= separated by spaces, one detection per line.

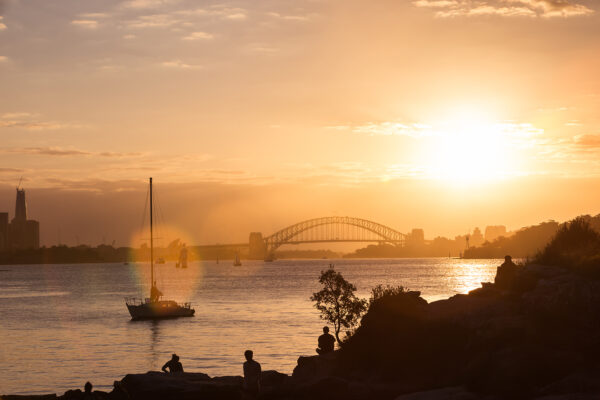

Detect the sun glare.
xmin=423 ymin=107 xmax=519 ymax=185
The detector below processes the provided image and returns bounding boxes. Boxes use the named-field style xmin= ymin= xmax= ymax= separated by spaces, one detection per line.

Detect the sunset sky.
xmin=1 ymin=0 xmax=600 ymax=246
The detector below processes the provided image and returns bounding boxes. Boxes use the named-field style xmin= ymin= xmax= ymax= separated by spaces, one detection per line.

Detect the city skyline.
xmin=1 ymin=0 xmax=600 ymax=245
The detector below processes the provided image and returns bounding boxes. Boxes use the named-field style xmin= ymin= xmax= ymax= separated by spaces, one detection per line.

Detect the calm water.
xmin=0 ymin=258 xmax=501 ymax=395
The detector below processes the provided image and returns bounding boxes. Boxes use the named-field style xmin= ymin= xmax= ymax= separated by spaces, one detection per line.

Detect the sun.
xmin=423 ymin=107 xmax=518 ymax=185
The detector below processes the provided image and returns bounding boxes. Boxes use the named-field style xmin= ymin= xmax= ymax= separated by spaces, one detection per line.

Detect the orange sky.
xmin=1 ymin=0 xmax=599 ymax=246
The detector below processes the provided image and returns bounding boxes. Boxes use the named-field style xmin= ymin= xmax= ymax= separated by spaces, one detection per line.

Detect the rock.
xmin=394 ymin=386 xmax=480 ymax=400
xmin=260 ymin=370 xmax=288 ymax=387
xmin=296 ymin=376 xmax=350 ymax=400
xmin=57 ymin=389 xmax=110 ymax=400
xmin=115 ymin=372 xmax=241 ymax=400
xmin=59 ymin=390 xmax=82 ymax=400
xmin=292 ymin=351 xmax=339 ymax=382
xmin=538 ymin=371 xmax=600 ymax=396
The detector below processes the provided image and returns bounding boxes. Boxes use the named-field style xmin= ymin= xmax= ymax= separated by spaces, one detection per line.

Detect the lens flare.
xmin=127 ymin=225 xmax=203 ymax=302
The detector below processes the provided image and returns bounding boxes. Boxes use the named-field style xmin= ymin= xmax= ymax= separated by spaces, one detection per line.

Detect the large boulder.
xmin=292 ymin=351 xmax=339 ymax=382
xmin=114 ymin=372 xmax=240 ymax=400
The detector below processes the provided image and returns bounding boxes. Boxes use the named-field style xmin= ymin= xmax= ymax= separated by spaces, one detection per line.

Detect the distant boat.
xmin=125 ymin=178 xmax=195 ymax=320
xmin=176 ymin=245 xmax=188 ymax=269
xmin=156 ymin=257 xmax=166 ymax=264
xmin=233 ymin=253 xmax=242 ymax=266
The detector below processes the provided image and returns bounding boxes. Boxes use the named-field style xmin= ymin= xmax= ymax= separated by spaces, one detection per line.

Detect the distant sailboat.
xmin=176 ymin=244 xmax=188 ymax=269
xmin=233 ymin=252 xmax=242 ymax=266
xmin=125 ymin=178 xmax=195 ymax=320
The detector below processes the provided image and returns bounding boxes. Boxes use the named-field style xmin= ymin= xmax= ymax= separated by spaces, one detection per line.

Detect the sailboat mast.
xmin=149 ymin=177 xmax=154 ymax=290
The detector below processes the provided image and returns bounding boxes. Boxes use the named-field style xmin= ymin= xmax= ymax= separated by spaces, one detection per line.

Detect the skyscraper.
xmin=14 ymin=188 xmax=27 ymax=222
xmin=0 ymin=212 xmax=8 ymax=251
xmin=8 ymin=187 xmax=40 ymax=249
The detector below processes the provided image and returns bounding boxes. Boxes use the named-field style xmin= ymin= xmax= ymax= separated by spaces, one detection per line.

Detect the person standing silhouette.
xmin=316 ymin=326 xmax=336 ymax=355
xmin=243 ymin=350 xmax=261 ymax=398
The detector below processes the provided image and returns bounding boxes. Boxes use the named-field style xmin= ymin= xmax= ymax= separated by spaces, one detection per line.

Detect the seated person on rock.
xmin=495 ymin=255 xmax=518 ymax=289
xmin=162 ymin=353 xmax=184 ymax=373
xmin=83 ymin=381 xmax=95 ymax=400
xmin=316 ymin=326 xmax=335 ymax=355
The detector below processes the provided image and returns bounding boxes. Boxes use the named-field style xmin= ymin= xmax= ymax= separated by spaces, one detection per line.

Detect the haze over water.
xmin=0 ymin=258 xmax=501 ymax=395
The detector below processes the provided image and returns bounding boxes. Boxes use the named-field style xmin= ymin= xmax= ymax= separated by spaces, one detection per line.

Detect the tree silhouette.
xmin=310 ymin=266 xmax=367 ymax=345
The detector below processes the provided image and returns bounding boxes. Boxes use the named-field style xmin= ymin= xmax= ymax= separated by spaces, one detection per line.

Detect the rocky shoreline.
xmin=6 ymin=259 xmax=600 ymax=400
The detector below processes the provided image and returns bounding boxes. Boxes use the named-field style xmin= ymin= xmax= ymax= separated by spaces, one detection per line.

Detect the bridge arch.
xmin=263 ymin=216 xmax=407 ymax=252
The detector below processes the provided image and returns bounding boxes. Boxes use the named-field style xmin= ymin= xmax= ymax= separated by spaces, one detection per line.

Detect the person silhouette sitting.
xmin=495 ymin=255 xmax=518 ymax=289
xmin=150 ymin=281 xmax=163 ymax=303
xmin=316 ymin=326 xmax=336 ymax=355
xmin=162 ymin=353 xmax=184 ymax=373
xmin=243 ymin=350 xmax=261 ymax=398
xmin=83 ymin=381 xmax=94 ymax=400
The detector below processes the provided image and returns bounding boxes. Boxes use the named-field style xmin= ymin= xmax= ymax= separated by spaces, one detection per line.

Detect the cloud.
xmin=80 ymin=13 xmax=110 ymax=19
xmin=182 ymin=31 xmax=213 ymax=41
xmin=122 ymin=5 xmax=247 ymax=30
xmin=573 ymin=134 xmax=600 ymax=149
xmin=0 ymin=168 xmax=25 ymax=173
xmin=126 ymin=13 xmax=180 ymax=28
xmin=121 ymin=0 xmax=180 ymax=10
xmin=0 ymin=113 xmax=81 ymax=131
xmin=328 ymin=122 xmax=434 ymax=138
xmin=245 ymin=43 xmax=279 ymax=53
xmin=4 ymin=147 xmax=144 ymax=157
xmin=0 ymin=16 xmax=6 ymax=30
xmin=71 ymin=20 xmax=100 ymax=29
xmin=266 ymin=12 xmax=314 ymax=21
xmin=225 ymin=12 xmax=246 ymax=20
xmin=330 ymin=120 xmax=544 ymax=153
xmin=0 ymin=55 xmax=8 ymax=63
xmin=160 ymin=59 xmax=202 ymax=69
xmin=413 ymin=0 xmax=594 ymax=18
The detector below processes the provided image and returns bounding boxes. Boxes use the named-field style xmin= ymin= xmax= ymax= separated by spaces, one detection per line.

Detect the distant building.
xmin=7 ymin=188 xmax=40 ymax=250
xmin=470 ymin=227 xmax=484 ymax=247
xmin=407 ymin=228 xmax=425 ymax=246
xmin=484 ymin=225 xmax=507 ymax=242
xmin=248 ymin=232 xmax=266 ymax=259
xmin=0 ymin=212 xmax=8 ymax=251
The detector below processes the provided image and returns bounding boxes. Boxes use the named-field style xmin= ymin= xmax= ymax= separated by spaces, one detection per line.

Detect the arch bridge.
xmin=258 ymin=216 xmax=407 ymax=257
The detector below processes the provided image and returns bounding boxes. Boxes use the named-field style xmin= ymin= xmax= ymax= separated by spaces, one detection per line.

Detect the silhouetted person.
xmin=316 ymin=326 xmax=335 ymax=355
xmin=162 ymin=353 xmax=184 ymax=373
xmin=150 ymin=281 xmax=162 ymax=302
xmin=83 ymin=382 xmax=94 ymax=400
xmin=243 ymin=350 xmax=261 ymax=398
xmin=495 ymin=255 xmax=518 ymax=289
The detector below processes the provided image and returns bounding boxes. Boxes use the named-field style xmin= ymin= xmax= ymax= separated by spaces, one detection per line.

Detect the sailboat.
xmin=176 ymin=244 xmax=188 ymax=269
xmin=125 ymin=178 xmax=195 ymax=320
xmin=233 ymin=252 xmax=242 ymax=266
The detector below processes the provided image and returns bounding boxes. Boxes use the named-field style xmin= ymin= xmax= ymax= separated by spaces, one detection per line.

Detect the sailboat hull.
xmin=126 ymin=299 xmax=195 ymax=320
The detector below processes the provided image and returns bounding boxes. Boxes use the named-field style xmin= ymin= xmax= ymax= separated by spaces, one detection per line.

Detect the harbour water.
xmin=0 ymin=258 xmax=502 ymax=395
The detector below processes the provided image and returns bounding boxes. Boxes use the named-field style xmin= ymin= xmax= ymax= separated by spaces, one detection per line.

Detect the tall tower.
xmin=14 ymin=188 xmax=27 ymax=222
xmin=9 ymin=187 xmax=39 ymax=249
